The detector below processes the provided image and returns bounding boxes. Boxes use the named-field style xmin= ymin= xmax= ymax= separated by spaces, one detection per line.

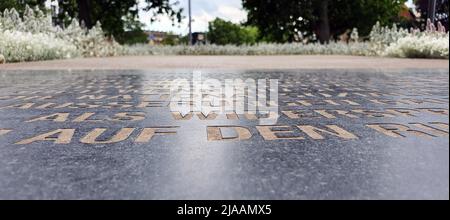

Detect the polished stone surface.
xmin=0 ymin=69 xmax=448 ymax=200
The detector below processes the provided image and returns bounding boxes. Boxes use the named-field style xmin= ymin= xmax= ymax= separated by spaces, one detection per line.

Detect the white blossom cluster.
xmin=124 ymin=41 xmax=372 ymax=56
xmin=125 ymin=22 xmax=448 ymax=59
xmin=0 ymin=6 xmax=122 ymax=63
xmin=0 ymin=30 xmax=78 ymax=62
xmin=369 ymin=20 xmax=448 ymax=58
xmin=384 ymin=34 xmax=449 ymax=58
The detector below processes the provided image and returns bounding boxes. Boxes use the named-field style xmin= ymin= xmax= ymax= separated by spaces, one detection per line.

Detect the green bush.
xmin=120 ymin=29 xmax=149 ymax=45
xmin=208 ymin=18 xmax=259 ymax=45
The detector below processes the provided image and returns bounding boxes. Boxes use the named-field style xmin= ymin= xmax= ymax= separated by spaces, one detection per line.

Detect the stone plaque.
xmin=0 ymin=69 xmax=448 ymax=199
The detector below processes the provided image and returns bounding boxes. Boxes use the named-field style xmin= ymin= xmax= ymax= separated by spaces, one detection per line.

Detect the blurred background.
xmin=1 ymin=0 xmax=448 ymax=45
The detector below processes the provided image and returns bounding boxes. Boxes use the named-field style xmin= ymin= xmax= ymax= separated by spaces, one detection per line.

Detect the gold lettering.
xmin=172 ymin=112 xmax=194 ymax=120
xmin=334 ymin=110 xmax=359 ymax=118
xmin=16 ymin=129 xmax=75 ymax=144
xmin=197 ymin=113 xmax=218 ymax=120
xmin=35 ymin=103 xmax=56 ymax=109
xmin=337 ymin=92 xmax=348 ymax=97
xmin=136 ymin=101 xmax=166 ymax=108
xmin=135 ymin=127 xmax=178 ymax=143
xmin=207 ymin=126 xmax=252 ymax=141
xmin=106 ymin=95 xmax=133 ymax=100
xmin=409 ymin=123 xmax=448 ymax=136
xmin=386 ymin=108 xmax=420 ymax=117
xmin=341 ymin=100 xmax=360 ymax=106
xmin=110 ymin=112 xmax=145 ymax=121
xmin=73 ymin=113 xmax=100 ymax=122
xmin=77 ymin=95 xmax=107 ymax=100
xmin=226 ymin=113 xmax=239 ymax=120
xmin=429 ymin=122 xmax=449 ymax=131
xmin=0 ymin=103 xmax=34 ymax=109
xmin=80 ymin=128 xmax=135 ymax=144
xmin=0 ymin=129 xmax=12 ymax=136
xmin=313 ymin=110 xmax=337 ymax=119
xmin=352 ymin=109 xmax=395 ymax=118
xmin=104 ymin=102 xmax=133 ymax=109
xmin=324 ymin=100 xmax=340 ymax=106
xmin=26 ymin=113 xmax=69 ymax=122
xmin=297 ymin=125 xmax=358 ymax=140
xmin=244 ymin=113 xmax=258 ymax=120
xmin=366 ymin=123 xmax=436 ymax=138
xmin=256 ymin=125 xmax=304 ymax=140
xmin=298 ymin=100 xmax=312 ymax=106
xmin=421 ymin=108 xmax=449 ymax=116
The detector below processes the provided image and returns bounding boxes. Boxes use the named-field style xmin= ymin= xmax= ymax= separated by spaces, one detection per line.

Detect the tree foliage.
xmin=243 ymin=0 xmax=407 ymax=43
xmin=208 ymin=18 xmax=259 ymax=45
xmin=415 ymin=0 xmax=449 ymax=28
xmin=0 ymin=0 xmax=46 ymax=14
xmin=1 ymin=0 xmax=183 ymax=44
xmin=56 ymin=0 xmax=182 ymax=44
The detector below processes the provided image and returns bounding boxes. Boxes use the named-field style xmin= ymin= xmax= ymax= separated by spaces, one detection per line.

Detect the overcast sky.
xmin=138 ymin=0 xmax=246 ymax=34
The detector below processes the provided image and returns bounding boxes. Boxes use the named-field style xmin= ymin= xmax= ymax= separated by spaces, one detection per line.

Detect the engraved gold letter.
xmin=207 ymin=126 xmax=252 ymax=141
xmin=80 ymin=128 xmax=135 ymax=144
xmin=135 ymin=127 xmax=178 ymax=143
xmin=26 ymin=113 xmax=69 ymax=122
xmin=297 ymin=125 xmax=358 ymax=140
xmin=16 ymin=129 xmax=75 ymax=144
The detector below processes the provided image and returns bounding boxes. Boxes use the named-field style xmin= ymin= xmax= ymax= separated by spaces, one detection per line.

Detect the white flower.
xmin=0 ymin=6 xmax=122 ymax=63
xmin=385 ymin=35 xmax=449 ymax=59
xmin=0 ymin=54 xmax=5 ymax=64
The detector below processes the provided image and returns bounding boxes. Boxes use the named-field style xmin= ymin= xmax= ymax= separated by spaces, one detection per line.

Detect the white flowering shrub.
xmin=62 ymin=20 xmax=123 ymax=57
xmin=368 ymin=22 xmax=410 ymax=55
xmin=384 ymin=34 xmax=449 ymax=58
xmin=124 ymin=22 xmax=448 ymax=59
xmin=124 ymin=41 xmax=372 ymax=56
xmin=0 ymin=30 xmax=78 ymax=62
xmin=350 ymin=28 xmax=359 ymax=42
xmin=369 ymin=20 xmax=448 ymax=58
xmin=0 ymin=5 xmax=122 ymax=63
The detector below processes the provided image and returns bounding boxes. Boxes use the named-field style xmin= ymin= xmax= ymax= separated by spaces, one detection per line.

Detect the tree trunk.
xmin=77 ymin=0 xmax=93 ymax=29
xmin=318 ymin=0 xmax=330 ymax=43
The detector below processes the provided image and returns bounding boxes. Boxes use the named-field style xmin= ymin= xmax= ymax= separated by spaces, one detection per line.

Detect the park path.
xmin=1 ymin=55 xmax=448 ymax=70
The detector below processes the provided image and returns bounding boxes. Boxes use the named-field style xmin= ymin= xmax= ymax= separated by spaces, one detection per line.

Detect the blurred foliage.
xmin=56 ymin=0 xmax=182 ymax=44
xmin=415 ymin=0 xmax=449 ymax=28
xmin=122 ymin=30 xmax=149 ymax=45
xmin=208 ymin=18 xmax=259 ymax=45
xmin=161 ymin=32 xmax=180 ymax=45
xmin=1 ymin=0 xmax=183 ymax=44
xmin=0 ymin=0 xmax=46 ymax=14
xmin=243 ymin=0 xmax=407 ymax=43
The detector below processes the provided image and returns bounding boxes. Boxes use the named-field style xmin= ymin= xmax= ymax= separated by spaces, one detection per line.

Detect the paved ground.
xmin=0 ymin=68 xmax=448 ymax=199
xmin=1 ymin=55 xmax=449 ymax=70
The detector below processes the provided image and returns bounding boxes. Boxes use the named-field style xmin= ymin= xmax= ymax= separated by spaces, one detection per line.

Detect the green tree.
xmin=56 ymin=0 xmax=183 ymax=44
xmin=1 ymin=0 xmax=183 ymax=44
xmin=243 ymin=0 xmax=407 ymax=43
xmin=208 ymin=18 xmax=259 ymax=45
xmin=415 ymin=0 xmax=449 ymax=28
xmin=122 ymin=30 xmax=149 ymax=45
xmin=162 ymin=32 xmax=180 ymax=45
xmin=0 ymin=0 xmax=46 ymax=14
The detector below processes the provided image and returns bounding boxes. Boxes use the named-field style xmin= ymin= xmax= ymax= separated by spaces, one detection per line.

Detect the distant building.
xmin=145 ymin=31 xmax=180 ymax=45
xmin=399 ymin=4 xmax=418 ymax=21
